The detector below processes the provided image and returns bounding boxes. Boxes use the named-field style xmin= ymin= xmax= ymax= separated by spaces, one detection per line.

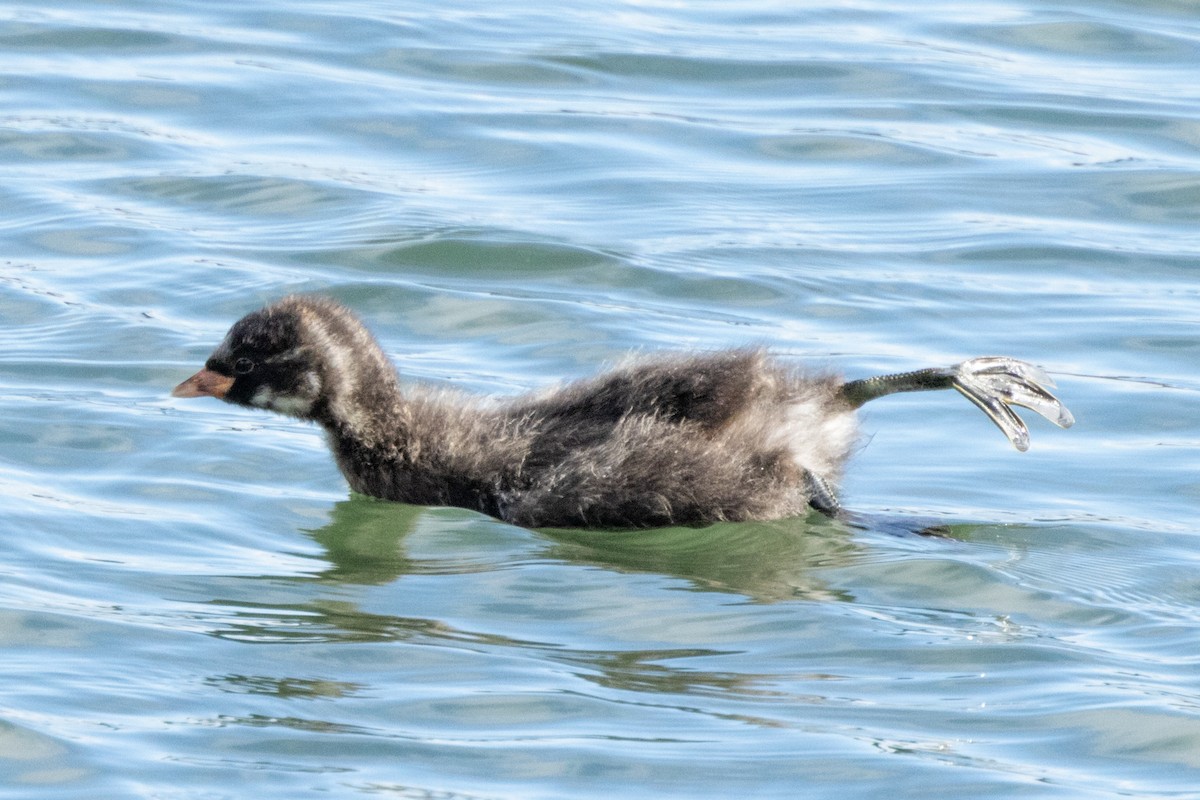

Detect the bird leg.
xmin=839 ymin=356 xmax=1075 ymax=452
xmin=804 ymin=470 xmax=842 ymax=517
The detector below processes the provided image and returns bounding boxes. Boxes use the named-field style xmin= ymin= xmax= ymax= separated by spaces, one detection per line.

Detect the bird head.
xmin=172 ymin=298 xmax=327 ymax=420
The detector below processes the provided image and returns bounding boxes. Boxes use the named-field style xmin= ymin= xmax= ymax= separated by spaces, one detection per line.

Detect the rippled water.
xmin=2 ymin=1 xmax=1200 ymax=797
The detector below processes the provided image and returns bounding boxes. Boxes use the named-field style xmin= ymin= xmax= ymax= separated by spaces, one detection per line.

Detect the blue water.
xmin=2 ymin=1 xmax=1200 ymax=797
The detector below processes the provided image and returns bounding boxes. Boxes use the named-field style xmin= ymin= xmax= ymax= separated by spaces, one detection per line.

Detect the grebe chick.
xmin=172 ymin=295 xmax=1073 ymax=528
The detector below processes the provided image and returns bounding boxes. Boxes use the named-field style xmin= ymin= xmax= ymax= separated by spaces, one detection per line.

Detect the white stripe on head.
xmin=250 ymin=376 xmax=318 ymax=417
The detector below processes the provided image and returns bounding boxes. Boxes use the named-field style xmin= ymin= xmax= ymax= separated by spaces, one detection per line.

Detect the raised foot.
xmin=952 ymin=357 xmax=1074 ymax=452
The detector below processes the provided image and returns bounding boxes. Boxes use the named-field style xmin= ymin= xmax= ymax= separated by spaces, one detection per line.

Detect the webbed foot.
xmin=840 ymin=356 xmax=1074 ymax=451
xmin=950 ymin=357 xmax=1074 ymax=451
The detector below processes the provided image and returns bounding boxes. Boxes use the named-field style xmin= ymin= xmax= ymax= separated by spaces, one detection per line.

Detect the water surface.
xmin=2 ymin=1 xmax=1200 ymax=797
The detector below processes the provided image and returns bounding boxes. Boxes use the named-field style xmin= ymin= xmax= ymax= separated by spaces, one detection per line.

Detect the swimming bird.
xmin=172 ymin=295 xmax=1073 ymax=528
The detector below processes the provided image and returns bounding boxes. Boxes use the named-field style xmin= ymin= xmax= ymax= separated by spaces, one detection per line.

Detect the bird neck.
xmin=311 ymin=339 xmax=407 ymax=451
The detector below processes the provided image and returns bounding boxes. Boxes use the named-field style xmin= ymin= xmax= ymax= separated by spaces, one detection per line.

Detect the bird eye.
xmin=234 ymin=357 xmax=255 ymax=375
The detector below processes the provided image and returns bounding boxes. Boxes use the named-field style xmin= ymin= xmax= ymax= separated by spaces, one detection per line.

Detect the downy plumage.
xmin=173 ymin=295 xmax=1073 ymax=528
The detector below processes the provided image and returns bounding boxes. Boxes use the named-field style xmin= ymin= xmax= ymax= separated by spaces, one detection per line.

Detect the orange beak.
xmin=172 ymin=368 xmax=235 ymax=399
